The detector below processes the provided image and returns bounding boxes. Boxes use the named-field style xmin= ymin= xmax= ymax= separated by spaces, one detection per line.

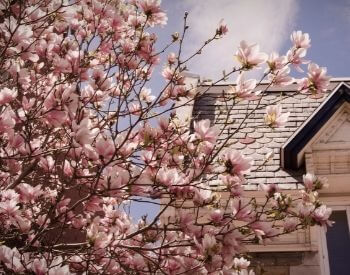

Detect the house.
xmin=178 ymin=74 xmax=350 ymax=275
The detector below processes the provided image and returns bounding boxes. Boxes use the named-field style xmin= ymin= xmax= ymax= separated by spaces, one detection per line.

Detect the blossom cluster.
xmin=0 ymin=0 xmax=331 ymax=274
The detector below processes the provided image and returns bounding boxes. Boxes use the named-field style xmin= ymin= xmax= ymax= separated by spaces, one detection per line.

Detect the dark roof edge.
xmin=199 ymin=78 xmax=350 ymax=87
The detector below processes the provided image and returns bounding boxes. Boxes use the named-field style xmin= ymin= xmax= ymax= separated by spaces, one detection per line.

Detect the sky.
xmin=132 ymin=0 xmax=350 ymax=220
xmin=153 ymin=0 xmax=350 ymax=82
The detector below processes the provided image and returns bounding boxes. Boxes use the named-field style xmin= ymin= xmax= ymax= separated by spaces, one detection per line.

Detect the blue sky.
xmin=132 ymin=0 xmax=350 ymax=221
xmin=295 ymin=0 xmax=350 ymax=77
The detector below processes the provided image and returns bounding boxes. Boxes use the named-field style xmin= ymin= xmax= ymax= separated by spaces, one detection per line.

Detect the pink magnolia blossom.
xmin=71 ymin=215 xmax=86 ymax=229
xmin=193 ymin=186 xmax=212 ymax=205
xmin=22 ymin=96 xmax=35 ymax=111
xmin=12 ymin=24 xmax=33 ymax=45
xmin=157 ymin=168 xmax=181 ymax=186
xmin=6 ymin=159 xmax=21 ymax=174
xmin=38 ymin=156 xmax=55 ymax=172
xmin=26 ymin=6 xmax=46 ymax=21
xmin=161 ymin=67 xmax=185 ymax=84
xmin=251 ymin=220 xmax=279 ymax=240
xmin=220 ymin=175 xmax=244 ymax=197
xmin=1 ymin=190 xmax=19 ymax=202
xmin=56 ymin=198 xmax=71 ymax=214
xmin=44 ymin=110 xmax=68 ymax=127
xmin=0 ymin=199 xmax=19 ymax=216
xmin=48 ymin=257 xmax=71 ymax=275
xmin=167 ymin=52 xmax=177 ymax=65
xmin=259 ymin=183 xmax=280 ymax=197
xmin=0 ymin=246 xmax=24 ymax=273
xmin=7 ymin=131 xmax=24 ymax=148
xmin=221 ymin=149 xmax=253 ymax=178
xmin=21 ymin=51 xmax=39 ymax=63
xmin=178 ymin=211 xmax=196 ymax=232
xmin=235 ymin=41 xmax=268 ymax=68
xmin=227 ymin=74 xmax=257 ymax=100
xmin=129 ymin=102 xmax=142 ymax=115
xmin=312 ymin=205 xmax=332 ymax=227
xmin=268 ymin=66 xmax=294 ymax=86
xmin=31 ymin=258 xmax=48 ymax=275
xmin=210 ymin=209 xmax=224 ymax=224
xmin=81 ymin=84 xmax=107 ymax=103
xmin=129 ymin=254 xmax=146 ymax=270
xmin=264 ymin=105 xmax=290 ymax=128
xmin=196 ymin=234 xmax=217 ymax=256
xmin=303 ymin=173 xmax=317 ymax=191
xmin=140 ymin=87 xmax=156 ymax=103
xmin=267 ymin=52 xmax=287 ymax=72
xmin=17 ymin=183 xmax=43 ymax=203
xmin=302 ymin=174 xmax=328 ymax=194
xmin=63 ymin=160 xmax=74 ymax=177
xmin=231 ymin=268 xmax=255 ymax=275
xmin=298 ymin=63 xmax=331 ymax=94
xmin=283 ymin=217 xmax=299 ymax=232
xmin=138 ymin=0 xmax=168 ymax=26
xmin=287 ymin=47 xmax=309 ymax=72
xmin=101 ymin=166 xmax=130 ymax=191
xmin=0 ymin=108 xmax=16 ymax=133
xmin=230 ymin=199 xmax=253 ymax=222
xmin=291 ymin=30 xmax=311 ymax=49
xmin=193 ymin=119 xmax=219 ymax=144
xmin=72 ymin=118 xmax=98 ymax=146
xmin=37 ymin=214 xmax=50 ymax=227
xmin=0 ymin=87 xmax=17 ymax=105
xmin=15 ymin=215 xmax=31 ymax=232
xmin=233 ymin=257 xmax=250 ymax=270
xmin=216 ymin=19 xmax=228 ymax=36
xmin=87 ymin=222 xmax=112 ymax=248
xmin=83 ymin=144 xmax=99 ymax=161
xmin=95 ymin=137 xmax=115 ymax=160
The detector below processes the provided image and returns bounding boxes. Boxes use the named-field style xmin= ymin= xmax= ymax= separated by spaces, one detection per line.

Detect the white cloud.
xmin=179 ymin=0 xmax=299 ymax=80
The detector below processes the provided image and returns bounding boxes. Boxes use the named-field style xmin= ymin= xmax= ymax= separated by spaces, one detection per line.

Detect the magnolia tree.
xmin=0 ymin=0 xmax=332 ymax=274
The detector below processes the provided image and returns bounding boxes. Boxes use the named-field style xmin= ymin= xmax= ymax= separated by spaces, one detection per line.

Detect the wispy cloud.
xmin=179 ymin=0 xmax=299 ymax=80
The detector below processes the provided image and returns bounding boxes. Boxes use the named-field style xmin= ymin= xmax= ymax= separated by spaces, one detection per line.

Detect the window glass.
xmin=326 ymin=210 xmax=350 ymax=275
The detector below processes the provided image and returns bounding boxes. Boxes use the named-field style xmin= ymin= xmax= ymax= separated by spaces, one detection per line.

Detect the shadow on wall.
xmin=191 ymin=93 xmax=217 ymax=129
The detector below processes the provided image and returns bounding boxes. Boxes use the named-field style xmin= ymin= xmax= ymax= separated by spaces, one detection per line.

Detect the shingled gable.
xmin=190 ymin=78 xmax=349 ymax=189
xmin=282 ymin=82 xmax=350 ymax=170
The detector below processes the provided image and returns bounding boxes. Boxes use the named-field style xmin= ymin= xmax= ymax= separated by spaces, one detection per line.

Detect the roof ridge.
xmin=198 ymin=78 xmax=350 ymax=87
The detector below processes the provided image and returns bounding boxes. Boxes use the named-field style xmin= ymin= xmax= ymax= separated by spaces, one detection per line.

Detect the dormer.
xmin=282 ymin=82 xmax=350 ymax=193
xmin=305 ymin=102 xmax=350 ymax=174
xmin=282 ymin=83 xmax=350 ymax=169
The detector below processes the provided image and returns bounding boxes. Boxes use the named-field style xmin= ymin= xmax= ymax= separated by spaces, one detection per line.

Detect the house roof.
xmin=192 ymin=79 xmax=349 ymax=190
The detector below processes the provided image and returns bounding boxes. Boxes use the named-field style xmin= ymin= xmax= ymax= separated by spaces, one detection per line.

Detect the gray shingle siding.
xmin=192 ymin=81 xmax=346 ymax=190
